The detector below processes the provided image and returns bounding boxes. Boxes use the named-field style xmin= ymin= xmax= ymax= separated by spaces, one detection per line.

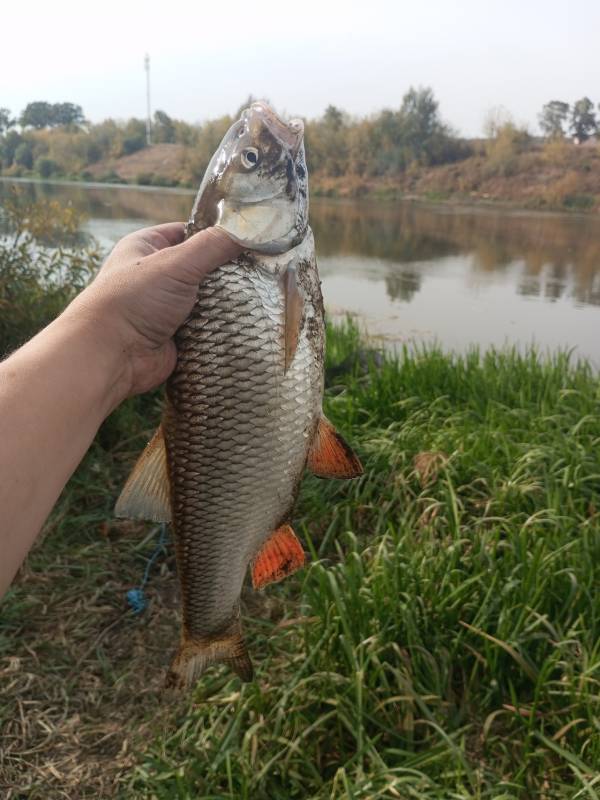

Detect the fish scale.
xmin=163 ymin=239 xmax=322 ymax=642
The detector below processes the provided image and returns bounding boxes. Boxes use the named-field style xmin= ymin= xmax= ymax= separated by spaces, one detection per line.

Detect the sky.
xmin=3 ymin=0 xmax=600 ymax=137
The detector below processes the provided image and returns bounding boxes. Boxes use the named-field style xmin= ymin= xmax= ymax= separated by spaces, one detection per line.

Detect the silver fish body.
xmin=116 ymin=103 xmax=361 ymax=687
xmin=164 ymin=232 xmax=323 ymax=655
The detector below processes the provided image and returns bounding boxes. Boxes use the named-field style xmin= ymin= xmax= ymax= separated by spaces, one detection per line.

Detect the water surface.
xmin=3 ymin=178 xmax=600 ymax=364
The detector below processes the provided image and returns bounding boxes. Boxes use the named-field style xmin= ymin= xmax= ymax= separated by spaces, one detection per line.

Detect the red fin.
xmin=251 ymin=524 xmax=305 ymax=590
xmin=307 ymin=416 xmax=364 ymax=479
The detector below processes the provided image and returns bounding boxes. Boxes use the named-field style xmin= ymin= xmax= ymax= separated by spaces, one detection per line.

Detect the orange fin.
xmin=284 ymin=265 xmax=304 ymax=372
xmin=251 ymin=524 xmax=305 ymax=590
xmin=307 ymin=416 xmax=364 ymax=479
xmin=115 ymin=426 xmax=171 ymax=522
xmin=165 ymin=619 xmax=253 ymax=689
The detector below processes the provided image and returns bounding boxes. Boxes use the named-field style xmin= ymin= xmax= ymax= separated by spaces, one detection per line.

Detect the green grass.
xmin=2 ymin=322 xmax=600 ymax=798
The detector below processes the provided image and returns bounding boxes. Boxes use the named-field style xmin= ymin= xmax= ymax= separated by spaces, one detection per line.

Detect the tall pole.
xmin=144 ymin=53 xmax=152 ymax=146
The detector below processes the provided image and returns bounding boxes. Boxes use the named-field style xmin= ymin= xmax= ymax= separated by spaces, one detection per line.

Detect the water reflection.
xmin=313 ymin=200 xmax=600 ymax=308
xmin=2 ymin=179 xmax=599 ymax=360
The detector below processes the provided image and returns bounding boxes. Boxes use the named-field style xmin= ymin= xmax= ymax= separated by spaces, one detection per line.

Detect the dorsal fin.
xmin=307 ymin=416 xmax=363 ymax=479
xmin=115 ymin=426 xmax=171 ymax=522
xmin=284 ymin=265 xmax=304 ymax=372
xmin=251 ymin=524 xmax=305 ymax=590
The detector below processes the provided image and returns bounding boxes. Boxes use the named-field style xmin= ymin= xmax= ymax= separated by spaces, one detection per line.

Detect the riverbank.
xmin=312 ymin=137 xmax=600 ymax=212
xmin=1 ymin=319 xmax=599 ymax=798
xmin=3 ymin=137 xmax=600 ymax=215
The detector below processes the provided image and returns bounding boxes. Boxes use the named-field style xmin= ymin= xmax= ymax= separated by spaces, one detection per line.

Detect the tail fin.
xmin=165 ymin=624 xmax=253 ymax=688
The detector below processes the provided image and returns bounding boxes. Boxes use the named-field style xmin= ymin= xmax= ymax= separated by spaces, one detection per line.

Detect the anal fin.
xmin=251 ymin=524 xmax=305 ymax=590
xmin=307 ymin=416 xmax=363 ymax=479
xmin=115 ymin=426 xmax=171 ymax=522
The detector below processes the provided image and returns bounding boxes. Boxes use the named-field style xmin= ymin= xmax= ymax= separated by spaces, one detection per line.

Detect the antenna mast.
xmin=144 ymin=53 xmax=152 ymax=145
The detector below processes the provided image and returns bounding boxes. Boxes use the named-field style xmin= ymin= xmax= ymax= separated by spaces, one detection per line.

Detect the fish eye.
xmin=241 ymin=148 xmax=259 ymax=169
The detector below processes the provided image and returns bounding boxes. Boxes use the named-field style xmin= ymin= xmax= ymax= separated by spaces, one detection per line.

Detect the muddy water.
xmin=3 ymin=178 xmax=600 ymax=363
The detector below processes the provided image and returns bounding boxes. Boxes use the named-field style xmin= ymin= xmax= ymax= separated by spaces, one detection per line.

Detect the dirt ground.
xmin=84 ymin=143 xmax=186 ymax=184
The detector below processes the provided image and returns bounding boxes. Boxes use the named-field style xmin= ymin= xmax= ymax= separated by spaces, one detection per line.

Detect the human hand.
xmin=66 ymin=223 xmax=241 ymax=405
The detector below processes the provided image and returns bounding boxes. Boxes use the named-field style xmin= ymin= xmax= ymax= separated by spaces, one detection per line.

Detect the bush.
xmin=541 ymin=171 xmax=582 ymax=208
xmin=99 ymin=171 xmax=126 ymax=184
xmin=150 ymin=174 xmax=177 ymax=187
xmin=34 ymin=156 xmax=59 ymax=178
xmin=134 ymin=172 xmax=153 ymax=186
xmin=484 ymin=122 xmax=530 ymax=177
xmin=122 ymin=134 xmax=146 ymax=155
xmin=563 ymin=192 xmax=595 ymax=210
xmin=542 ymin=136 xmax=571 ymax=165
xmin=0 ymin=193 xmax=100 ymax=356
xmin=14 ymin=141 xmax=33 ymax=169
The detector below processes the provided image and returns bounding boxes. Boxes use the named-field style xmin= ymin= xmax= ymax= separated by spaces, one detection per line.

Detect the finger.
xmin=141 ymin=222 xmax=187 ymax=248
xmin=145 ymin=227 xmax=243 ymax=286
xmin=111 ymin=222 xmax=186 ymax=261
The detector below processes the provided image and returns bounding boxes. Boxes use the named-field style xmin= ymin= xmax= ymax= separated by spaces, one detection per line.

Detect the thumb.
xmin=145 ymin=227 xmax=243 ymax=285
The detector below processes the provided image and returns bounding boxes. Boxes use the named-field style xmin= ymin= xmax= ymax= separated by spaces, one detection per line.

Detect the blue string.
xmin=127 ymin=523 xmax=169 ymax=614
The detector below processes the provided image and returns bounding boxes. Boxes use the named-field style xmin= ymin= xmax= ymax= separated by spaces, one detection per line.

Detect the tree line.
xmin=0 ymin=89 xmax=473 ymax=184
xmin=0 ymin=89 xmax=598 ymax=186
xmin=539 ymin=97 xmax=599 ymax=141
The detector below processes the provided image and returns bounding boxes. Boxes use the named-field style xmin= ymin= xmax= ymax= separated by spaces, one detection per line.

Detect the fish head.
xmin=187 ymin=102 xmax=309 ymax=254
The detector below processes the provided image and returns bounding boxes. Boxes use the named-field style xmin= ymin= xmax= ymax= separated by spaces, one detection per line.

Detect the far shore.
xmin=2 ymin=173 xmax=599 ymax=221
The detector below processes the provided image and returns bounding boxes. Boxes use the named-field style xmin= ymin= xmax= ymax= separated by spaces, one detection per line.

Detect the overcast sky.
xmin=3 ymin=0 xmax=599 ymax=137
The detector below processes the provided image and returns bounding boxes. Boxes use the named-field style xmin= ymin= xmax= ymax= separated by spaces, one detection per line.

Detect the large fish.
xmin=116 ymin=102 xmax=362 ymax=687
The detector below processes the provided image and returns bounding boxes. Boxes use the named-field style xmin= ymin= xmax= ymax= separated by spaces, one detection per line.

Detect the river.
xmin=3 ymin=178 xmax=600 ymax=364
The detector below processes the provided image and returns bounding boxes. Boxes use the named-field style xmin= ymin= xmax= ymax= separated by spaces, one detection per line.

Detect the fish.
xmin=115 ymin=102 xmax=363 ymax=688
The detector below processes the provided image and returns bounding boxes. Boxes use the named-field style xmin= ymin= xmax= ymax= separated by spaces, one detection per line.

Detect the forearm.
xmin=0 ymin=224 xmax=239 ymax=599
xmin=0 ymin=309 xmax=126 ymax=596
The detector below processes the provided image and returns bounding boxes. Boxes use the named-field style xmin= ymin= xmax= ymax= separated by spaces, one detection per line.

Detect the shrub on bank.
xmin=34 ymin=156 xmax=60 ymax=178
xmin=0 ymin=192 xmax=99 ymax=355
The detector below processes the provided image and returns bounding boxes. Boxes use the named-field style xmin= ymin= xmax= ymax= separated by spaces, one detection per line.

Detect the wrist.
xmin=57 ymin=300 xmax=133 ymax=417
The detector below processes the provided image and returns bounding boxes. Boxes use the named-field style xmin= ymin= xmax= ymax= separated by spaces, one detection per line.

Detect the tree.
xmin=14 ymin=141 xmax=33 ymax=169
xmin=20 ymin=101 xmax=55 ymax=129
xmin=19 ymin=101 xmax=84 ymax=129
xmin=153 ymin=109 xmax=176 ymax=143
xmin=400 ymin=87 xmax=440 ymax=137
xmin=0 ymin=130 xmax=22 ymax=167
xmin=539 ymin=100 xmax=570 ymax=138
xmin=121 ymin=118 xmax=147 ymax=155
xmin=0 ymin=108 xmax=15 ymax=135
xmin=34 ymin=157 xmax=59 ymax=178
xmin=570 ymin=97 xmax=597 ymax=141
xmin=306 ymin=105 xmax=348 ymax=177
xmin=398 ymin=86 xmax=452 ymax=165
xmin=323 ymin=105 xmax=344 ymax=131
xmin=51 ymin=102 xmax=85 ymax=128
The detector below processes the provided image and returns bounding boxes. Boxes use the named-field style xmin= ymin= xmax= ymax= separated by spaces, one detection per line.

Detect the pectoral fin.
xmin=307 ymin=416 xmax=363 ymax=479
xmin=251 ymin=524 xmax=305 ymax=589
xmin=115 ymin=426 xmax=171 ymax=522
xmin=284 ymin=265 xmax=304 ymax=372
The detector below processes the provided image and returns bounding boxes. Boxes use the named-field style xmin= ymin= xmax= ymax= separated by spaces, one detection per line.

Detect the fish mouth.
xmin=245 ymin=102 xmax=304 ymax=156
